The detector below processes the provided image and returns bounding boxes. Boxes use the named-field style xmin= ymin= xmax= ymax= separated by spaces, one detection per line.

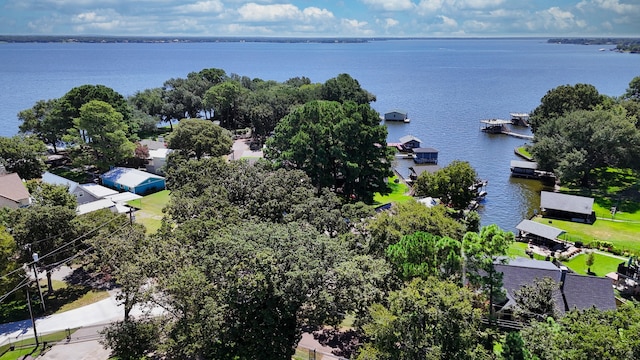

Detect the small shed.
xmin=412 ymin=148 xmax=439 ymax=164
xmin=540 ymin=191 xmax=595 ymax=224
xmin=510 ymin=160 xmax=538 ymax=178
xmin=384 ymin=110 xmax=409 ymax=122
xmin=100 ymin=167 xmax=166 ymax=195
xmin=399 ymin=135 xmax=422 ymax=150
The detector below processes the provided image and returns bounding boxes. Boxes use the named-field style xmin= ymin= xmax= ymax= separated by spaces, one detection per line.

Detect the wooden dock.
xmin=502 ymin=131 xmax=533 ymax=140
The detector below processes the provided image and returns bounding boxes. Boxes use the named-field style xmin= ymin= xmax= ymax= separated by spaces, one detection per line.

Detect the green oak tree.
xmin=529 ymin=83 xmax=606 ymax=133
xmin=364 ymin=200 xmax=466 ymax=258
xmin=321 ymin=73 xmax=376 ymax=104
xmin=18 ymin=99 xmax=66 ymax=153
xmin=0 ymin=135 xmax=47 ymax=180
xmin=414 ymin=160 xmax=480 ymax=209
xmin=265 ymin=99 xmax=392 ymax=203
xmin=166 ymin=119 xmax=232 ymax=160
xmin=357 ymin=278 xmax=489 ymax=360
xmin=530 ymin=108 xmax=640 ymax=187
xmin=26 ymin=180 xmax=77 ymax=210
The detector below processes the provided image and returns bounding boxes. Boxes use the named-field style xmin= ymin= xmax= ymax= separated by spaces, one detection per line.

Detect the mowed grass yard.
xmin=127 ymin=190 xmax=171 ymax=233
xmin=508 ymin=242 xmax=626 ymax=276
xmin=373 ymin=176 xmax=412 ymax=205
xmin=533 ymin=216 xmax=640 ymax=254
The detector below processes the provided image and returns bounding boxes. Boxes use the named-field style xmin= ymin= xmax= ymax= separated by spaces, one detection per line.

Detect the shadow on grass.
xmin=0 ymin=267 xmax=114 ymax=324
xmin=564 ymin=168 xmax=640 ymax=215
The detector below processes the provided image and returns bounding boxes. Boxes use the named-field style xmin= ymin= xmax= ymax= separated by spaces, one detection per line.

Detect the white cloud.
xmin=72 ymin=9 xmax=118 ymax=24
xmin=455 ymin=0 xmax=505 ymax=9
xmin=302 ymin=7 xmax=335 ymax=21
xmin=361 ymin=0 xmax=415 ymax=12
xmin=174 ymin=0 xmax=224 ymax=14
xmin=237 ymin=3 xmax=300 ymax=22
xmin=438 ymin=15 xmax=457 ymax=28
xmin=236 ymin=3 xmax=334 ymax=24
xmin=527 ymin=7 xmax=586 ymax=32
xmin=384 ymin=18 xmax=399 ymax=28
xmin=340 ymin=18 xmax=374 ymax=35
xmin=580 ymin=0 xmax=640 ymax=15
xmin=416 ymin=0 xmax=443 ymax=14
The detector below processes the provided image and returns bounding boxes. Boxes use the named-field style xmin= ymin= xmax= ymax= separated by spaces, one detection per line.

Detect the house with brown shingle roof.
xmin=0 ymin=173 xmax=31 ymax=209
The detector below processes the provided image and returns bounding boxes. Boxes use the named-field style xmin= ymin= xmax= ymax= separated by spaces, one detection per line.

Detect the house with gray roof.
xmin=540 ymin=191 xmax=595 ymax=224
xmin=495 ymin=257 xmax=616 ymax=319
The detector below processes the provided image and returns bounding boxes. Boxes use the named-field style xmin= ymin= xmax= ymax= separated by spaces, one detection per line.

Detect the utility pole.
xmin=32 ymin=253 xmax=46 ymax=312
xmin=26 ymin=286 xmax=39 ymax=349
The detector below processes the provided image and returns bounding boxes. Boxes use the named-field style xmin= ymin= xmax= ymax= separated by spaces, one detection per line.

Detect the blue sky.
xmin=1 ymin=0 xmax=638 ymax=37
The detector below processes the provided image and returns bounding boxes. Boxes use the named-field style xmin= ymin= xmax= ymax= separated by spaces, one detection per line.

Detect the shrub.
xmin=575 ymin=241 xmax=583 ymax=248
xmin=100 ymin=319 xmax=159 ymax=360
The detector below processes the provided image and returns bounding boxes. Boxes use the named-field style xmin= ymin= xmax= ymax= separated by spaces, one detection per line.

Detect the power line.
xmin=0 ymin=222 xmax=133 ymax=303
xmin=0 ymin=218 xmax=129 ymax=282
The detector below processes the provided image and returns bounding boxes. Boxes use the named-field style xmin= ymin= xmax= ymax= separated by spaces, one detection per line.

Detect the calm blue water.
xmin=1 ymin=39 xmax=638 ymax=231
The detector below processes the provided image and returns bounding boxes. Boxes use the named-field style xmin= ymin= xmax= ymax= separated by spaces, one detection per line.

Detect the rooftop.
xmin=0 ymin=173 xmax=30 ymax=203
xmin=101 ymin=167 xmax=165 ymax=188
xmin=516 ymin=219 xmax=565 ymax=241
xmin=540 ymin=191 xmax=594 ymax=215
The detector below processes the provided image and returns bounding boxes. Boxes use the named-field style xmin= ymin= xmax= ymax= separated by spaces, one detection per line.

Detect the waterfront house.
xmin=495 ymin=257 xmax=616 ymax=317
xmin=384 ymin=110 xmax=409 ymax=122
xmin=0 ymin=173 xmax=31 ymax=209
xmin=100 ymin=167 xmax=166 ymax=195
xmin=540 ymin=191 xmax=595 ymax=224
xmin=412 ymin=147 xmax=439 ymax=164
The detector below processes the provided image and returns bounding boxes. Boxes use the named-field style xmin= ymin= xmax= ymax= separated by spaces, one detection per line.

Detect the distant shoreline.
xmin=548 ymin=38 xmax=640 ymax=53
xmin=0 ymin=35 xmax=636 ymax=45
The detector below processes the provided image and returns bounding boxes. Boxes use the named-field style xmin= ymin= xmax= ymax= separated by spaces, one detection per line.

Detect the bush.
xmin=575 ymin=241 xmax=583 ymax=248
xmin=100 ymin=319 xmax=159 ymax=360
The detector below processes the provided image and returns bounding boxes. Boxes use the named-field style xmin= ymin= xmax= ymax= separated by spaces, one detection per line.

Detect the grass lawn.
xmin=127 ymin=190 xmax=170 ymax=233
xmin=533 ymin=217 xmax=640 ymax=254
xmin=507 ymin=242 xmax=547 ymax=261
xmin=561 ymin=252 xmax=625 ymax=277
xmin=515 ymin=146 xmax=532 ymax=159
xmin=373 ymin=176 xmax=412 ymax=205
xmin=508 ymin=242 xmax=625 ymax=276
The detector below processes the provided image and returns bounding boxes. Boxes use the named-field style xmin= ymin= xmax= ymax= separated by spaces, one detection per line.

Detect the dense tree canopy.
xmin=265 ymin=100 xmax=392 ymax=203
xmin=364 ymin=200 xmax=467 ymax=257
xmin=17 ymin=99 xmax=66 ymax=153
xmin=357 ymin=278 xmax=489 ymax=360
xmin=68 ymin=100 xmax=136 ymax=170
xmin=530 ymin=108 xmax=640 ymax=186
xmin=166 ymin=119 xmax=232 ymax=160
xmin=146 ymin=221 xmax=350 ymax=360
xmin=529 ymin=83 xmax=606 ymax=133
xmin=414 ymin=160 xmax=480 ymax=209
xmin=386 ymin=231 xmax=462 ymax=282
xmin=321 ymin=73 xmax=376 ymax=104
xmin=522 ymin=304 xmax=640 ymax=359
xmin=0 ymin=135 xmax=47 ymax=179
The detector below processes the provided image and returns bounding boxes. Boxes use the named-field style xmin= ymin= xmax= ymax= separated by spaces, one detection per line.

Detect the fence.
xmin=0 ymin=322 xmax=108 ymax=356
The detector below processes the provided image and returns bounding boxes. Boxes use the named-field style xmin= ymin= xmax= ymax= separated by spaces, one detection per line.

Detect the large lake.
xmin=1 ymin=38 xmax=638 ymax=231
